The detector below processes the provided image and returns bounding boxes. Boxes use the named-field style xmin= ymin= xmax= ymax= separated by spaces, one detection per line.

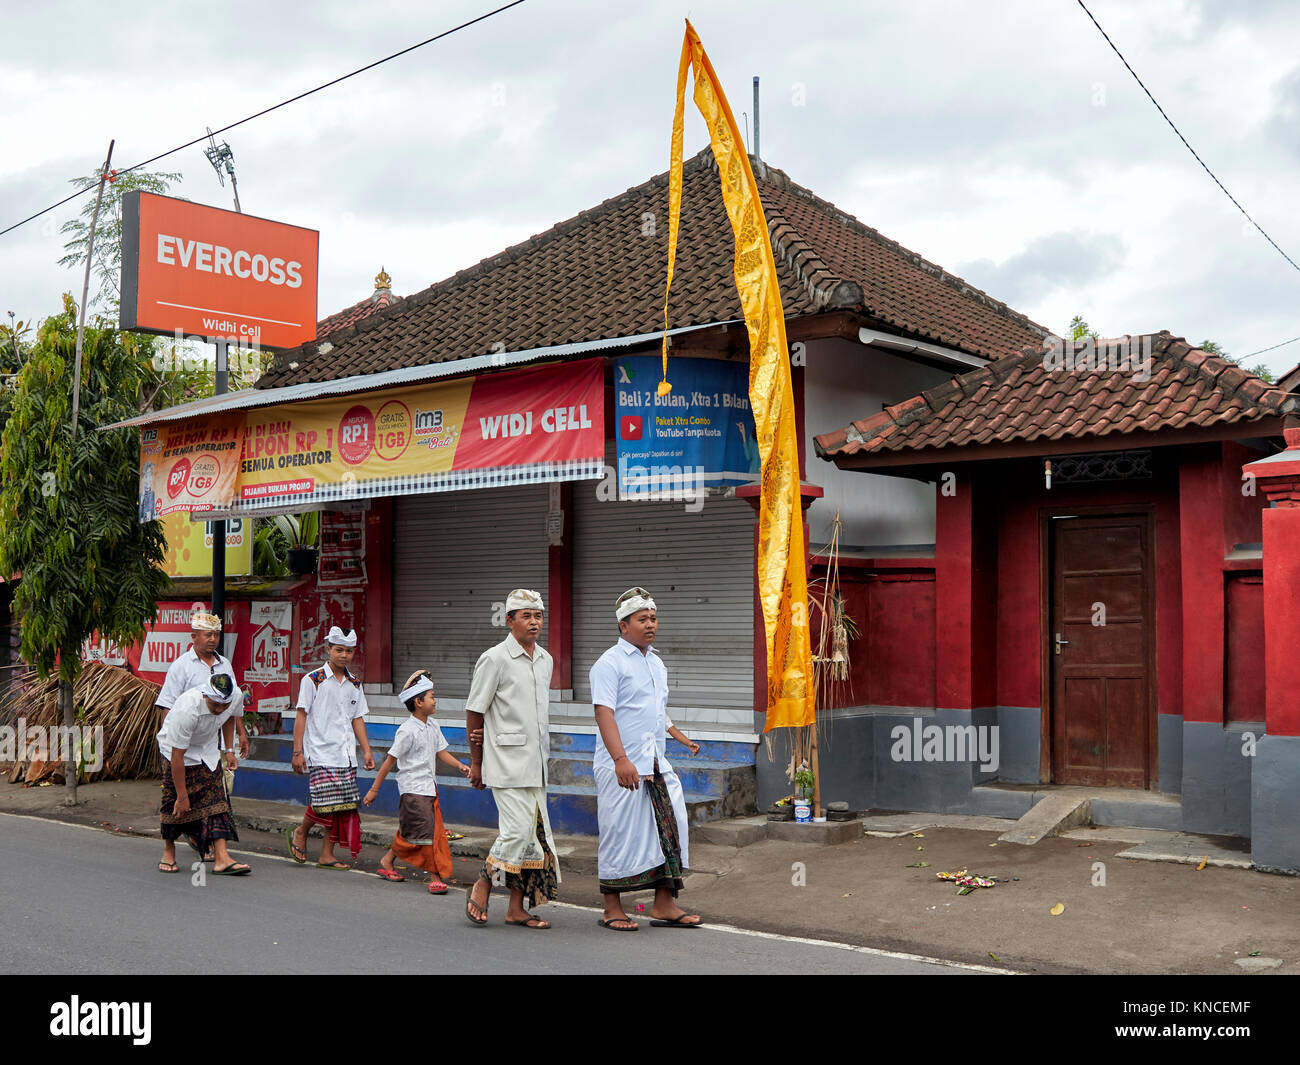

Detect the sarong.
xmin=482 ymin=786 xmax=560 ymax=906
xmin=160 ymin=762 xmax=237 ymax=856
xmin=306 ymin=765 xmax=362 ymax=858
xmin=596 ymin=761 xmax=689 ymax=896
xmin=391 ymin=793 xmax=453 ymax=878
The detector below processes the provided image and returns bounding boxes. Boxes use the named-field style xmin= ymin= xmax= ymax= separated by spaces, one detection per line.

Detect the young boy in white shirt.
xmin=364 ymin=670 xmax=469 ymax=893
xmin=287 ymin=626 xmax=375 ymax=869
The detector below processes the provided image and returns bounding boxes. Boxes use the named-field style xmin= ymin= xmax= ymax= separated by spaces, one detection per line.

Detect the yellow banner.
xmin=160 ymin=511 xmax=253 ymax=577
xmin=663 ymin=21 xmax=814 ymax=730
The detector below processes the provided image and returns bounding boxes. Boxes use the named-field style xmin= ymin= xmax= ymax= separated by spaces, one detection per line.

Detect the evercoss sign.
xmin=120 ymin=191 xmax=318 ymax=350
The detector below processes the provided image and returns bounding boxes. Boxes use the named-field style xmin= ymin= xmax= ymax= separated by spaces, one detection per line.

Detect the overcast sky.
xmin=5 ymin=0 xmax=1300 ymax=376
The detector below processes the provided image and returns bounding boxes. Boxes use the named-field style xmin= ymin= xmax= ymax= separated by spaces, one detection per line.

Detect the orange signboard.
xmin=120 ymin=191 xmax=318 ymax=350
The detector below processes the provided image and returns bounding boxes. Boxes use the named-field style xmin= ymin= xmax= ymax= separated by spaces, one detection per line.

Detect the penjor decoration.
xmin=659 ymin=19 xmax=815 ymax=730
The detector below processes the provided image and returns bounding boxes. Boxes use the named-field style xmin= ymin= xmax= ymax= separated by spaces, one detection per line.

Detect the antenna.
xmin=752 ymin=76 xmax=761 ymax=172
xmin=203 ymin=127 xmax=242 ymax=213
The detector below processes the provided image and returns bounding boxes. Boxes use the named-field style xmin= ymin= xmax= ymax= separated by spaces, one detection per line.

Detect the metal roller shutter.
xmin=392 ymin=486 xmax=549 ymax=696
xmin=572 ymin=478 xmax=756 ymax=711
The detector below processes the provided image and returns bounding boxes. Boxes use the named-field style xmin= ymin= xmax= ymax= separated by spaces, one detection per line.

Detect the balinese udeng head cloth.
xmin=202 ymin=673 xmax=235 ymax=704
xmin=326 ymin=626 xmax=357 ymax=647
xmin=505 ymin=589 xmax=544 ymax=613
xmin=191 ymin=611 xmax=222 ymax=632
xmin=400 ymin=670 xmax=435 ymax=704
xmin=616 ymin=587 xmax=657 ymax=622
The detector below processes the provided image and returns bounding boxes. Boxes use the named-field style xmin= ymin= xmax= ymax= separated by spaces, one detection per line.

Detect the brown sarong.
xmin=391 ymin=793 xmax=453 ymax=878
xmin=160 ymin=762 xmax=237 ymax=855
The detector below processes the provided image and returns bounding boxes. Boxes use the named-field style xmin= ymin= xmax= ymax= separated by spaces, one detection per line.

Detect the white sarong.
xmin=487 ymin=785 xmax=561 ymax=882
xmin=594 ymin=761 xmax=690 ymax=882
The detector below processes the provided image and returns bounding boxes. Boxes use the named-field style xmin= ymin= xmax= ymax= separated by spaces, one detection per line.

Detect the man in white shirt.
xmin=288 ymin=626 xmax=375 ymax=870
xmin=464 ymin=589 xmax=559 ymax=929
xmin=590 ymin=587 xmax=699 ymax=931
xmin=155 ymin=610 xmax=249 ymax=758
xmin=156 ymin=673 xmax=250 ymax=876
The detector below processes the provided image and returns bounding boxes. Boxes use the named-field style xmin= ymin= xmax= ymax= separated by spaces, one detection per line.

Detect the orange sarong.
xmin=392 ymin=793 xmax=453 ymax=878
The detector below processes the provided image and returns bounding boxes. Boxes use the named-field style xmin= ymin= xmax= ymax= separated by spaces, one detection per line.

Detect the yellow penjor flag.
xmin=660 ymin=20 xmax=814 ymax=730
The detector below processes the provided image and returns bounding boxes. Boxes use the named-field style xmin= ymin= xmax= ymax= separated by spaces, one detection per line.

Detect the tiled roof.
xmin=261 ymin=150 xmax=1048 ymax=387
xmin=814 ymin=332 xmax=1299 ymax=461
xmin=317 ymin=269 xmax=401 ymax=339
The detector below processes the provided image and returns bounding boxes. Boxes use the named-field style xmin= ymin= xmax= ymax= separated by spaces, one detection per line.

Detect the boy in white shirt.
xmin=364 ymin=670 xmax=469 ymax=894
xmin=287 ymin=626 xmax=375 ymax=870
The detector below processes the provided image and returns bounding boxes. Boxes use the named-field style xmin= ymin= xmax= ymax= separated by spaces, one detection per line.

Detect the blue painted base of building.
xmin=234 ymin=727 xmax=757 ymax=837
xmin=757 ymin=706 xmax=1297 ymax=871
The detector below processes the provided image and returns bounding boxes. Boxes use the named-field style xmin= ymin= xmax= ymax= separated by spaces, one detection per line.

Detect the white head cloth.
xmin=191 ymin=611 xmax=222 ymax=632
xmin=201 ymin=673 xmax=236 ymax=704
xmin=505 ymin=589 xmax=544 ymax=613
xmin=399 ymin=674 xmax=435 ymax=704
xmin=616 ymin=588 xmax=657 ymax=622
xmin=326 ymin=626 xmax=357 ymax=647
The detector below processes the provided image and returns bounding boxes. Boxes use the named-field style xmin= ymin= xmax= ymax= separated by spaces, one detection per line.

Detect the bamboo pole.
xmin=71 ymin=140 xmax=113 ymax=436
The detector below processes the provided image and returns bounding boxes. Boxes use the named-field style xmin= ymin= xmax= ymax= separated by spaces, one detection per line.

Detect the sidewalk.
xmin=3 ymin=777 xmax=1296 ymax=975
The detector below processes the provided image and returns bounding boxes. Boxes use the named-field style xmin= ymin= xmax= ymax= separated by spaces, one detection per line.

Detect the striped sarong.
xmin=307 ymin=765 xmax=360 ymax=814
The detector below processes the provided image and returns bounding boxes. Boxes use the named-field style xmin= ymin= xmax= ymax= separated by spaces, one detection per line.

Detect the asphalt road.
xmin=0 ymin=811 xmax=983 ymax=975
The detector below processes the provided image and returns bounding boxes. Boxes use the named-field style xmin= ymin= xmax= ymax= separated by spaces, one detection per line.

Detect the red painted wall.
xmin=1179 ymin=452 xmax=1227 ymax=724
xmin=1221 ymin=441 xmax=1266 ymax=548
xmin=996 ymin=500 xmax=1039 ymax=708
xmin=810 ymin=561 xmax=937 ymax=709
xmin=1225 ymin=574 xmax=1265 ymax=723
xmin=934 ymin=477 xmax=997 ymax=709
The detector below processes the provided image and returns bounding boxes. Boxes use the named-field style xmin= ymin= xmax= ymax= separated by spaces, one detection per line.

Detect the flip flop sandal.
xmin=316 ymin=860 xmax=350 ymax=870
xmin=157 ymin=861 xmax=180 ymax=874
xmin=213 ymin=864 xmax=252 ymax=876
xmin=506 ymin=916 xmax=550 ymax=929
xmin=649 ymin=914 xmax=703 ymax=927
xmin=285 ymin=829 xmax=307 ymax=864
xmin=376 ymin=867 xmax=405 ymax=882
xmin=428 ymin=880 xmax=449 ymax=894
xmin=465 ymin=886 xmax=489 ymax=926
xmin=598 ymin=917 xmax=639 ymax=931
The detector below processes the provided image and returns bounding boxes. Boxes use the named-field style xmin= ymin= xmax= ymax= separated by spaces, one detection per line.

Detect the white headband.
xmin=191 ymin=612 xmax=222 ymax=632
xmin=202 ymin=673 xmax=236 ymax=704
xmin=326 ymin=626 xmax=357 ymax=647
xmin=399 ymin=675 xmax=435 ymax=704
xmin=505 ymin=589 xmax=544 ymax=613
xmin=616 ymin=590 xmax=657 ymax=621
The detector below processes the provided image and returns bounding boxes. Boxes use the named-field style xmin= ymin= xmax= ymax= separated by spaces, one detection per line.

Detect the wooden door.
xmin=1049 ymin=514 xmax=1155 ymax=787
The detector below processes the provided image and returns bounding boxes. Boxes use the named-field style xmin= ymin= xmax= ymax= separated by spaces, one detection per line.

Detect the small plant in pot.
xmin=275 ymin=511 xmax=320 ymax=575
xmin=793 ymin=766 xmax=815 ymax=802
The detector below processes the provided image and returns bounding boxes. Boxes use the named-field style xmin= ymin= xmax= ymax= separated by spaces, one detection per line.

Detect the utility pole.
xmin=64 ymin=139 xmax=114 ymax=806
xmin=203 ymin=130 xmax=240 ymax=651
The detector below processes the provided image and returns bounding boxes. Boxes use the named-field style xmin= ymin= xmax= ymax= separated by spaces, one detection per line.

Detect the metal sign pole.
xmin=212 ymin=339 xmax=228 ymax=652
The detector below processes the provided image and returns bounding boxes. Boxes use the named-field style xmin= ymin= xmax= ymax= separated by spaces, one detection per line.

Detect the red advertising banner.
xmin=85 ymin=599 xmax=292 ymax=731
xmin=138 ymin=359 xmax=606 ymax=518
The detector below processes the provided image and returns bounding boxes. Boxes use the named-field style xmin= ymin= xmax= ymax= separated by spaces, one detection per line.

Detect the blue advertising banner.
xmin=614 ymin=356 xmax=759 ymax=496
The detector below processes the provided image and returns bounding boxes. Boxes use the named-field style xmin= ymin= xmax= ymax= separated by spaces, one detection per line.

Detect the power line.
xmin=0 ymin=0 xmax=526 ymax=240
xmin=1076 ymin=0 xmax=1300 ymax=276
xmin=1240 ymin=335 xmax=1300 ymax=361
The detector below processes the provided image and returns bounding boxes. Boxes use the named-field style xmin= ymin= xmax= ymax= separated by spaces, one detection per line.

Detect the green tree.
xmin=1199 ymin=340 xmax=1275 ymax=384
xmin=1068 ymin=316 xmax=1099 ymax=342
xmin=58 ymin=167 xmax=182 ymax=314
xmin=0 ymin=295 xmax=170 ymax=802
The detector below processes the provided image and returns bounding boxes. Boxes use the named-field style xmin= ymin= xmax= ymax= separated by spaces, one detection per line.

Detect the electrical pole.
xmin=203 ymin=129 xmax=239 ymax=651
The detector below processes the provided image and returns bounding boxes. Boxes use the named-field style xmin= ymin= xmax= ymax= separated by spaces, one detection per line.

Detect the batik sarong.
xmin=482 ymin=786 xmax=560 ymax=906
xmin=160 ymin=762 xmax=237 ymax=856
xmin=306 ymin=765 xmax=362 ymax=858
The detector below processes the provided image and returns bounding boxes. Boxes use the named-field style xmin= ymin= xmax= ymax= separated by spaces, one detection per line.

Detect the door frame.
xmin=1037 ymin=503 xmax=1158 ymax=786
